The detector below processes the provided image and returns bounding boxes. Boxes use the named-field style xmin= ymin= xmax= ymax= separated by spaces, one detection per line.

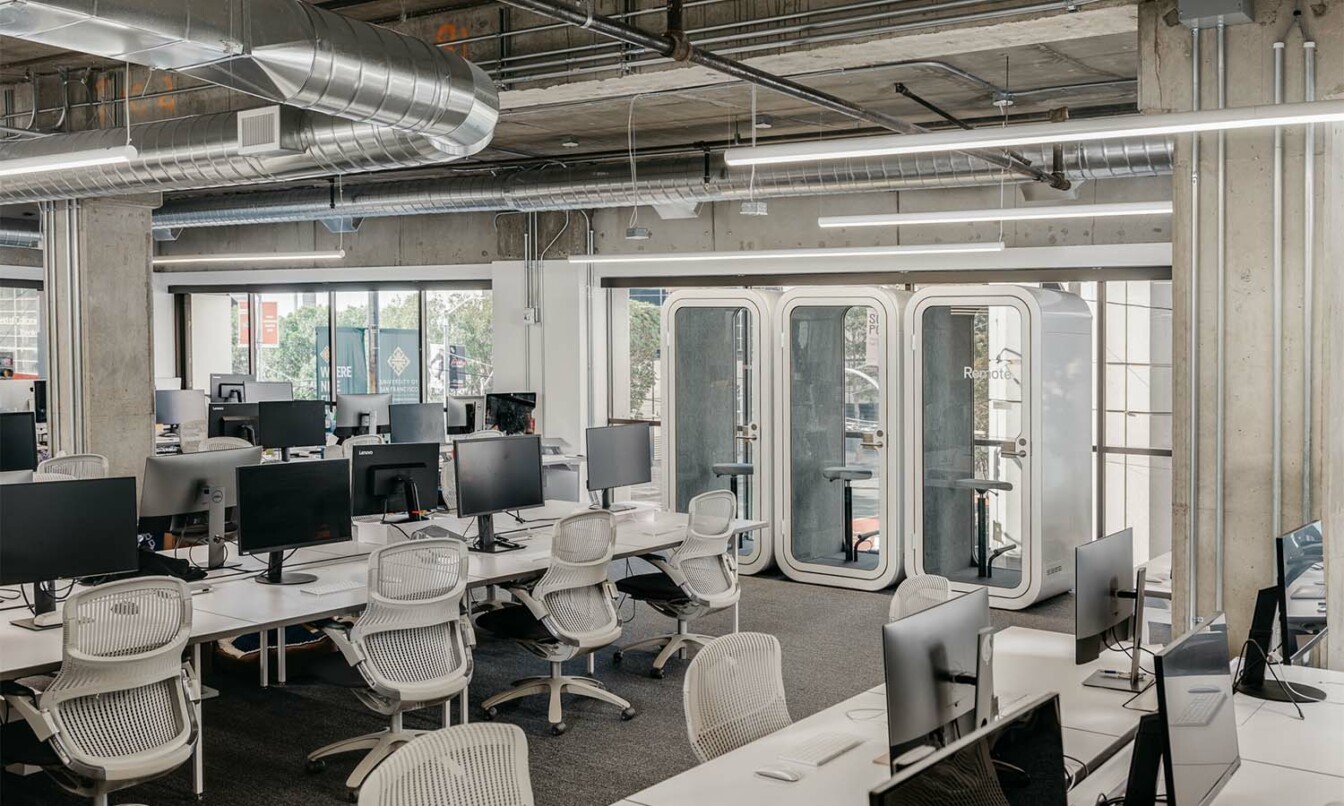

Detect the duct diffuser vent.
xmin=237 ymin=106 xmax=299 ymax=155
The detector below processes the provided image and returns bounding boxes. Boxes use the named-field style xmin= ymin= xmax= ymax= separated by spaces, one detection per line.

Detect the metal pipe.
xmin=492 ymin=0 xmax=1065 ymax=188
xmin=1272 ymin=41 xmax=1284 ymax=537
xmin=1302 ymin=40 xmax=1316 ymax=522
xmin=1187 ymin=26 xmax=1201 ymax=629
xmin=1214 ymin=23 xmax=1226 ymax=613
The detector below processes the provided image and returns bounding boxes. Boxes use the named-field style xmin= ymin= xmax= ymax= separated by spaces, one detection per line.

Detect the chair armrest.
xmin=645 ymin=556 xmax=690 ymax=589
xmin=508 ymin=586 xmax=550 ymax=623
xmin=460 ymin=604 xmax=477 ymax=648
xmin=319 ymin=620 xmax=365 ymax=668
xmin=2 ymin=691 xmax=56 ymax=743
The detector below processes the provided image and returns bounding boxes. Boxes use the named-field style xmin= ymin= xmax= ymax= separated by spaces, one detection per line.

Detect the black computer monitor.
xmin=257 ymin=400 xmax=327 ymax=458
xmin=882 ymin=587 xmax=994 ymax=761
xmin=140 ymin=446 xmax=265 ymax=569
xmin=335 ymin=392 xmax=393 ymax=437
xmin=389 ymin=403 xmax=447 ymax=444
xmin=210 ymin=373 xmax=253 ymax=403
xmin=485 ymin=392 xmax=536 ymax=435
xmin=1275 ymin=520 xmax=1325 ymax=665
xmin=0 ymin=477 xmax=141 ymax=630
xmin=1075 ymin=528 xmax=1151 ymax=693
xmin=585 ymin=423 xmax=652 ymax=510
xmin=237 ymin=459 xmax=352 ymax=586
xmin=0 ymin=411 xmax=37 ymax=472
xmin=869 ymin=693 xmax=1067 ymax=806
xmin=1233 ymin=585 xmax=1325 ymax=703
xmin=454 ymin=434 xmax=544 ymax=553
xmin=1141 ymin=614 xmax=1240 ymax=806
xmin=351 ymin=442 xmax=440 ymax=523
xmin=208 ymin=402 xmax=259 ymax=443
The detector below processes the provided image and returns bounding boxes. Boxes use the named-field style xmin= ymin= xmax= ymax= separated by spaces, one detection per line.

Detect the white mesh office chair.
xmin=440 ymin=459 xmax=457 ymax=512
xmin=32 ymin=471 xmax=76 ymax=482
xmin=2 ymin=577 xmax=199 ymax=806
xmin=682 ymin=632 xmax=791 ymax=763
xmin=36 ymin=453 xmax=108 ymax=479
xmin=357 ymin=723 xmax=534 ymax=806
xmin=307 ymin=539 xmax=476 ymax=799
xmin=345 ymin=434 xmax=386 ymax=448
xmin=614 ymin=490 xmax=740 ymax=677
xmin=889 ymin=574 xmax=951 ymax=622
xmin=476 ymin=510 xmax=636 ymax=735
xmin=198 ymin=436 xmax=253 ymax=452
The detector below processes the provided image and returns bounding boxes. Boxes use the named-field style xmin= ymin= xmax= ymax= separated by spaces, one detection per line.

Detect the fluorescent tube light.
xmin=819 ymin=201 xmax=1173 ymax=229
xmin=0 ymin=145 xmax=138 ymax=177
xmin=725 ymin=99 xmax=1344 ymax=167
xmin=153 ymin=249 xmax=347 ymax=266
xmin=568 ymin=241 xmax=1005 ymax=264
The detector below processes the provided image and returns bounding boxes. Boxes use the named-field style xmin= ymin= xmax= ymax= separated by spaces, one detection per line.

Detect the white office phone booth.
xmin=662 ymin=290 xmax=777 ymax=574
xmin=775 ymin=287 xmax=906 ymax=591
xmin=905 ymin=285 xmax=1090 ymax=609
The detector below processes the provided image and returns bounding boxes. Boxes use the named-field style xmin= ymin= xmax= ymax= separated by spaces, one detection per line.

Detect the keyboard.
xmin=300 ymin=578 xmax=365 ymax=596
xmin=778 ymin=732 xmax=863 ymax=767
xmin=1170 ymin=689 xmax=1224 ymax=727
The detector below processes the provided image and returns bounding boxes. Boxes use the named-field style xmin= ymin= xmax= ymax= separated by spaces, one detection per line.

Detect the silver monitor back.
xmin=243 ymin=381 xmax=293 ymax=402
xmin=336 ymin=392 xmax=392 ymax=428
xmin=389 ymin=403 xmax=447 ymax=444
xmin=155 ymin=389 xmax=209 ymax=425
xmin=1075 ymin=528 xmax=1136 ymax=655
xmin=445 ymin=396 xmax=469 ymax=429
xmin=139 ymin=446 xmax=264 ymax=518
xmin=0 ymin=379 xmax=35 ymax=413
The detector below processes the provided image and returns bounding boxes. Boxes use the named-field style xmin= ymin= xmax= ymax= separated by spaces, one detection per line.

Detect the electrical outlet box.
xmin=1178 ymin=0 xmax=1254 ymax=28
xmin=523 ymin=308 xmax=540 ymax=325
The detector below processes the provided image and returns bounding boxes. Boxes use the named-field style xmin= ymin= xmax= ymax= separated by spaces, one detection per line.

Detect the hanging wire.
xmin=997 ymin=54 xmax=1011 ymax=244
xmin=124 ymin=62 xmax=132 ymax=147
xmin=748 ymin=85 xmax=758 ymax=201
xmin=626 ymin=94 xmax=648 ymax=230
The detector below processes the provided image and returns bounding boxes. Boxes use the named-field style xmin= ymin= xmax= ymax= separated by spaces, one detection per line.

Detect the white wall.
xmin=152 ymin=291 xmax=176 ymax=381
xmin=188 ymin=294 xmax=233 ymax=391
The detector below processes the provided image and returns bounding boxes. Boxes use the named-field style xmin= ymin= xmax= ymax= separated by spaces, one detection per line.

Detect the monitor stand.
xmin=1084 ymin=568 xmax=1154 ymax=694
xmin=382 ymin=478 xmax=427 ymax=525
xmin=194 ymin=484 xmax=240 ymax=570
xmin=1116 ymin=712 xmax=1166 ymax=806
xmin=469 ymin=515 xmax=524 ymax=554
xmin=597 ymin=489 xmax=636 ymax=513
xmin=255 ymin=551 xmax=317 ymax=586
xmin=11 ymin=581 xmax=61 ymax=631
xmin=1235 ymin=588 xmax=1327 ymax=702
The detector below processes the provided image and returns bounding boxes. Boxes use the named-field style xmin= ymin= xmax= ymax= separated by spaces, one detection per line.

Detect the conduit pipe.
xmin=1272 ymin=42 xmax=1284 ymax=537
xmin=1214 ymin=23 xmax=1226 ymax=613
xmin=1302 ymin=41 xmax=1316 ymax=522
xmin=1187 ymin=26 xmax=1202 ymax=629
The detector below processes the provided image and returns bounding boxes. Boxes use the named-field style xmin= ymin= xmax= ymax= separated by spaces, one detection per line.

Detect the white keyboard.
xmin=300 ymin=578 xmax=365 ymax=596
xmin=1170 ymin=689 xmax=1224 ymax=727
xmin=778 ymin=732 xmax=863 ymax=767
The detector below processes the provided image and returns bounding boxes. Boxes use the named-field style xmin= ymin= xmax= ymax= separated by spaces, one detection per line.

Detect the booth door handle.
xmin=735 ymin=434 xmax=758 ymax=442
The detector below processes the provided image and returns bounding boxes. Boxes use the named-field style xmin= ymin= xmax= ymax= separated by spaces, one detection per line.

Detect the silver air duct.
xmin=0 ymin=220 xmax=41 ymax=248
xmin=153 ymin=137 xmax=1174 ymax=230
xmin=0 ymin=0 xmax=498 ymax=153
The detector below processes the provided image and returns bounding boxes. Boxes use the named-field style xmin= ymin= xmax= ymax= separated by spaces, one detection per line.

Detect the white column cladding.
xmin=40 ymin=196 xmax=158 ymax=483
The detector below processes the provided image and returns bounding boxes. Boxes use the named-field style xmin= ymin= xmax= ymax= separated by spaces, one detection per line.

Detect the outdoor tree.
xmin=628 ymin=299 xmax=660 ymax=418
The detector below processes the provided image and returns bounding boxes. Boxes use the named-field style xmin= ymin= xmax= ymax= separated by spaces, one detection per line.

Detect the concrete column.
xmin=1142 ymin=0 xmax=1341 ymax=663
xmin=1324 ymin=123 xmax=1344 ymax=670
xmin=41 ymin=196 xmax=158 ymax=483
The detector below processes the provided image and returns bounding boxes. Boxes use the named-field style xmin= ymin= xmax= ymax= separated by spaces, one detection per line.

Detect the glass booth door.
xmin=909 ymin=296 xmax=1031 ymax=593
xmin=662 ymin=291 xmax=775 ymax=573
xmin=777 ymin=287 xmax=902 ymax=590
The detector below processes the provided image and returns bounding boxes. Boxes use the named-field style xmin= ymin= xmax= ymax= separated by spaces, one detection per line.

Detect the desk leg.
xmin=192 ymin=644 xmax=205 ymax=798
xmin=587 ymin=654 xmax=595 ymax=675
xmin=277 ymin=629 xmax=287 ymax=686
xmin=733 ymin=534 xmax=742 ymax=633
xmin=259 ymin=630 xmax=269 ymax=688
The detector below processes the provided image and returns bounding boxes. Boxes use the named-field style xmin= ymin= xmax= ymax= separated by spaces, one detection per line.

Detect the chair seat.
xmin=616 ymin=572 xmax=690 ymax=604
xmin=711 ymin=462 xmax=754 ymax=478
xmin=955 ymin=478 xmax=1014 ymax=492
xmin=821 ymin=466 xmax=872 ymax=482
xmin=474 ymin=604 xmax=553 ymax=642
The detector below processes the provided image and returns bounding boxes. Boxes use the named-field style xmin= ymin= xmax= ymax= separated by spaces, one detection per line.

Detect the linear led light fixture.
xmin=819 ymin=201 xmax=1174 ymax=229
xmin=0 ymin=145 xmax=138 ymax=177
xmin=568 ymin=241 xmax=1005 ymax=264
xmin=152 ymin=249 xmax=347 ymax=266
xmin=724 ymin=99 xmax=1344 ymax=166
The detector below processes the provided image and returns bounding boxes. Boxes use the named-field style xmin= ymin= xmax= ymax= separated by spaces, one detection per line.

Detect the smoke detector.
xmin=739 ymin=200 xmax=769 ymax=216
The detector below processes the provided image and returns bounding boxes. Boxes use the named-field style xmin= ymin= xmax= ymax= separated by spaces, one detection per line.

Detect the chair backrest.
xmin=198 ymin=436 xmax=253 ymax=452
xmin=358 ymin=723 xmax=534 ymax=806
xmin=32 ymin=471 xmax=76 ymax=483
xmin=40 ymin=577 xmax=196 ymax=772
xmin=683 ymin=632 xmax=791 ymax=763
xmin=440 ymin=459 xmax=457 ymax=511
xmin=668 ymin=490 xmax=739 ymax=609
xmin=345 ymin=433 xmax=386 ymax=448
xmin=531 ymin=510 xmax=620 ymax=649
xmin=888 ymin=574 xmax=951 ymax=622
xmin=351 ymin=539 xmax=473 ymax=694
xmin=36 ymin=453 xmax=108 ymax=480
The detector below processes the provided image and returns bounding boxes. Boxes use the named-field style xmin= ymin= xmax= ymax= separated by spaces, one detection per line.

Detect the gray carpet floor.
xmin=1 ymin=572 xmax=1073 ymax=806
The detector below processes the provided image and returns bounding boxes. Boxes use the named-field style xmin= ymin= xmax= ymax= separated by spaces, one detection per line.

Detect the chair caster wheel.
xmin=482 ymin=707 xmax=498 ymax=721
xmin=305 ymin=759 xmax=326 ymax=774
xmin=550 ymin=722 xmax=568 ymax=736
xmin=612 ymin=650 xmax=623 ymax=663
xmin=621 ymin=707 xmax=637 ymax=720
xmin=650 ymin=667 xmax=665 ymax=679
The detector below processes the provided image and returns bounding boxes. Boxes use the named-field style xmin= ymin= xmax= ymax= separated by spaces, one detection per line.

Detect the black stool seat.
xmin=475 ymin=603 xmax=553 ymax=641
xmin=712 ymin=462 xmax=754 ymax=478
xmin=822 ymin=466 xmax=872 ymax=483
xmin=956 ymin=478 xmax=1014 ymax=493
xmin=616 ymin=572 xmax=690 ymax=604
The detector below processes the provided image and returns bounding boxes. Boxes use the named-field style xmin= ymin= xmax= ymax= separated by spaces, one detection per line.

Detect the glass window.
xmin=374 ymin=290 xmax=421 ymax=404
xmin=425 ymin=289 xmax=494 ymax=399
xmin=254 ymin=292 xmax=329 ymax=400
xmin=0 ymin=286 xmax=42 ymax=377
xmin=606 ymin=288 xmax=665 ymax=507
xmin=332 ymin=292 xmax=373 ymax=397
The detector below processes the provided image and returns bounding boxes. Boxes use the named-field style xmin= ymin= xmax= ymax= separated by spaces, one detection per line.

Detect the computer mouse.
xmin=755 ymin=766 xmax=802 ymax=783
